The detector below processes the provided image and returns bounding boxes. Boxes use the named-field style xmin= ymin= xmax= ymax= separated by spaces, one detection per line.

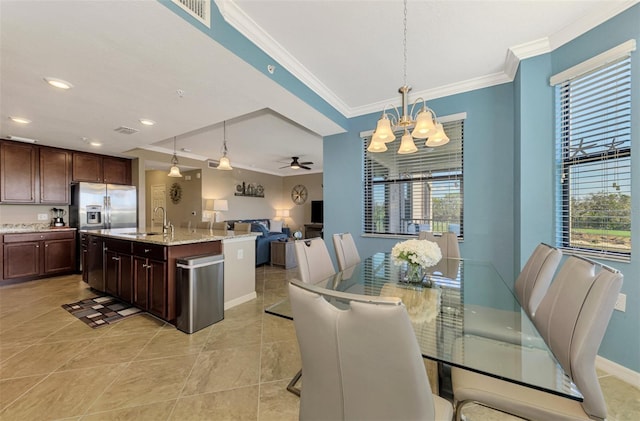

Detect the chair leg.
xmin=287 ymin=369 xmax=302 ymax=397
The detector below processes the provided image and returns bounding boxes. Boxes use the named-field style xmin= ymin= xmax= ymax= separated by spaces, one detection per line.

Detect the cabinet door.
xmin=103 ymin=156 xmax=131 ymax=185
xmin=118 ymin=254 xmax=134 ymax=303
xmin=39 ymin=148 xmax=71 ymax=204
xmin=72 ymin=152 xmax=103 ymax=182
xmin=133 ymin=256 xmax=149 ymax=310
xmin=43 ymin=238 xmax=75 ymax=274
xmin=148 ymin=259 xmax=167 ymax=318
xmin=0 ymin=141 xmax=37 ymax=203
xmin=104 ymin=250 xmax=120 ymax=296
xmin=81 ymin=240 xmax=89 ymax=283
xmin=3 ymin=242 xmax=40 ymax=279
xmin=87 ymin=236 xmax=104 ymax=290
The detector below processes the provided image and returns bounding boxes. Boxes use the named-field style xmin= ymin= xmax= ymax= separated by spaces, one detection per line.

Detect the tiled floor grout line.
xmin=256 ymin=268 xmax=267 ymax=421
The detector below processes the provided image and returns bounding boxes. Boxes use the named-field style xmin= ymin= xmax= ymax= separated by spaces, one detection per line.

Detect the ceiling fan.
xmin=280 ymin=156 xmax=313 ymax=170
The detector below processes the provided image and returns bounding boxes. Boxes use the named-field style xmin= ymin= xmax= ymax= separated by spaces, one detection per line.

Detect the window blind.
xmin=363 ymin=120 xmax=464 ymax=237
xmin=555 ymin=56 xmax=632 ymax=261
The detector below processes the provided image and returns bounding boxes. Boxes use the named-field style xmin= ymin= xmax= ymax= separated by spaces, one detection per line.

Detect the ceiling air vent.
xmin=113 ymin=126 xmax=139 ymax=135
xmin=207 ymin=160 xmax=219 ymax=169
xmin=172 ymin=0 xmax=211 ymax=28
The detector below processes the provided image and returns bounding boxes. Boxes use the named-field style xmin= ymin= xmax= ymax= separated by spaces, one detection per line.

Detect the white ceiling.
xmin=1 ymin=0 xmax=637 ymax=176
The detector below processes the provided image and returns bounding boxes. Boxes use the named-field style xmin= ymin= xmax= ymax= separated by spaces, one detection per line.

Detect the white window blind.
xmin=555 ymin=56 xmax=632 ymax=261
xmin=363 ymin=120 xmax=464 ymax=237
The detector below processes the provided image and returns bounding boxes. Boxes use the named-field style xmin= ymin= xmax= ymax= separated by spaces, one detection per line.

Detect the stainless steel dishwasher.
xmin=176 ymin=254 xmax=224 ymax=333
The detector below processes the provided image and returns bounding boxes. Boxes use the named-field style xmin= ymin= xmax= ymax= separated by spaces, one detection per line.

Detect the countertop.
xmin=80 ymin=228 xmax=259 ymax=246
xmin=0 ymin=224 xmax=77 ymax=234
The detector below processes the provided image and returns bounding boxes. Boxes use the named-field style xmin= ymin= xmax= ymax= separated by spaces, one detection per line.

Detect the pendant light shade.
xmin=167 ymin=137 xmax=182 ymax=178
xmin=217 ymin=121 xmax=233 ymax=171
xmin=397 ymin=130 xmax=418 ymax=154
xmin=425 ymin=123 xmax=450 ymax=147
xmin=367 ymin=139 xmax=388 ymax=153
xmin=411 ymin=108 xmax=436 ymax=139
xmin=374 ymin=115 xmax=396 ymax=143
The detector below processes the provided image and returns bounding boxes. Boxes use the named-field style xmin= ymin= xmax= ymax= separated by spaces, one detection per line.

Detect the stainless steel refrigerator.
xmin=70 ymin=182 xmax=137 ymax=230
xmin=70 ymin=182 xmax=137 ymax=286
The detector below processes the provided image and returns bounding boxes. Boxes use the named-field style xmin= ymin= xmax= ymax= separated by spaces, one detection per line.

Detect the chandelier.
xmin=216 ymin=120 xmax=233 ymax=170
xmin=167 ymin=136 xmax=182 ymax=177
xmin=368 ymin=0 xmax=449 ymax=154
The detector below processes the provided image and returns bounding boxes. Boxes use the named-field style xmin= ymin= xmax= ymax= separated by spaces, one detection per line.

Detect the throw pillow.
xmin=270 ymin=219 xmax=283 ymax=233
xmin=251 ymin=223 xmax=269 ymax=236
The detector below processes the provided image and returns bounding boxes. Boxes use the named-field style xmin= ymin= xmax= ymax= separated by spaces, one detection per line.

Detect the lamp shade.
xmin=373 ymin=115 xmax=396 ymax=143
xmin=425 ymin=123 xmax=450 ymax=147
xmin=216 ymin=156 xmax=233 ymax=170
xmin=168 ymin=164 xmax=182 ymax=177
xmin=411 ymin=108 xmax=435 ymax=139
xmin=367 ymin=139 xmax=388 ymax=153
xmin=204 ymin=199 xmax=214 ymax=211
xmin=397 ymin=130 xmax=418 ymax=154
xmin=213 ymin=199 xmax=228 ymax=212
xmin=281 ymin=209 xmax=290 ymax=218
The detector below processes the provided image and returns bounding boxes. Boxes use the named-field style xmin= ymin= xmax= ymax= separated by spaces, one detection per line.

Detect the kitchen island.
xmin=81 ymin=228 xmax=258 ymax=324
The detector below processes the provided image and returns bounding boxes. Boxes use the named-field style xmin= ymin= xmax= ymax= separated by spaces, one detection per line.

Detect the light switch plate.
xmin=37 ymin=213 xmax=49 ymax=221
xmin=615 ymin=293 xmax=626 ymax=312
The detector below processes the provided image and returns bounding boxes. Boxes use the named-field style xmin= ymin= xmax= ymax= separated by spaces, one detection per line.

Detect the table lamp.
xmin=213 ymin=199 xmax=228 ymax=223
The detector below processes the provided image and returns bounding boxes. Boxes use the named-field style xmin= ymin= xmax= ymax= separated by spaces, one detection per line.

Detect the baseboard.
xmin=596 ymin=355 xmax=640 ymax=386
xmin=224 ymin=292 xmax=257 ymax=310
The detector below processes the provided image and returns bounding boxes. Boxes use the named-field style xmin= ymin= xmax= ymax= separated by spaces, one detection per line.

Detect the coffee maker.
xmin=50 ymin=208 xmax=67 ymax=227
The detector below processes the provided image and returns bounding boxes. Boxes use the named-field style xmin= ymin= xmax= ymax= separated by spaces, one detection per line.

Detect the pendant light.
xmin=368 ymin=0 xmax=448 ymax=154
xmin=167 ymin=136 xmax=182 ymax=178
xmin=216 ymin=121 xmax=233 ymax=171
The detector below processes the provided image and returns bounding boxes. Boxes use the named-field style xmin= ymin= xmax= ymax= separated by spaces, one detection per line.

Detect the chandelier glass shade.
xmin=216 ymin=121 xmax=233 ymax=171
xmin=368 ymin=0 xmax=449 ymax=154
xmin=167 ymin=136 xmax=182 ymax=177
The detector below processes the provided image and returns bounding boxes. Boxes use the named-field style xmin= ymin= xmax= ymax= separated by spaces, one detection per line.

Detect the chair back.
xmin=234 ymin=222 xmax=251 ymax=234
xmin=533 ymin=256 xmax=623 ymax=420
xmin=196 ymin=221 xmax=211 ymax=230
xmin=288 ymin=280 xmax=438 ymax=420
xmin=514 ymin=243 xmax=562 ymax=318
xmin=211 ymin=221 xmax=227 ymax=231
xmin=294 ymin=238 xmax=335 ymax=284
xmin=332 ymin=232 xmax=361 ymax=271
xmin=419 ymin=231 xmax=460 ymax=259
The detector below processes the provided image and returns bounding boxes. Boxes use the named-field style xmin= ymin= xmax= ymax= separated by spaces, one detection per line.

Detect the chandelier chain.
xmin=403 ymin=0 xmax=408 ymax=87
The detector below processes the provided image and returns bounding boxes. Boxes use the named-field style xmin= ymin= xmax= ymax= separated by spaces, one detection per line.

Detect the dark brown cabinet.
xmin=132 ymin=242 xmax=167 ymax=318
xmin=40 ymin=148 xmax=71 ymax=204
xmin=0 ymin=141 xmax=37 ymax=203
xmin=73 ymin=152 xmax=131 ymax=185
xmin=2 ymin=231 xmax=76 ymax=282
xmin=103 ymin=238 xmax=132 ymax=298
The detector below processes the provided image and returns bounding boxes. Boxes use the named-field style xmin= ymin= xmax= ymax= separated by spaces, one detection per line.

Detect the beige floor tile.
xmin=0 ymin=309 xmax=77 ymax=347
xmin=262 ymin=289 xmax=289 ymax=309
xmin=600 ymin=374 xmax=640 ymax=421
xmin=223 ymin=301 xmax=264 ymax=322
xmin=80 ymin=399 xmax=176 ymax=421
xmin=202 ymin=317 xmax=262 ymax=351
xmin=260 ymin=339 xmax=301 ymax=383
xmin=0 ymin=363 xmax=128 ymax=421
xmin=88 ymin=355 xmax=197 ymax=412
xmin=100 ymin=313 xmax=166 ymax=337
xmin=0 ymin=375 xmax=46 ymax=411
xmin=58 ymin=334 xmax=156 ymax=370
xmin=0 ymin=339 xmax=93 ymax=378
xmin=171 ymin=385 xmax=259 ymax=421
xmin=0 ymin=345 xmax=28 ymax=364
xmin=181 ymin=345 xmax=261 ymax=396
xmin=135 ymin=327 xmax=209 ymax=360
xmin=258 ymin=380 xmax=300 ymax=421
xmin=261 ymin=315 xmax=296 ymax=343
xmin=39 ymin=319 xmax=113 ymax=344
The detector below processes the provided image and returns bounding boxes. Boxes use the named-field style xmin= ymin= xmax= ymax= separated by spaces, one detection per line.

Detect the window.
xmin=363 ymin=118 xmax=464 ymax=237
xmin=555 ymin=55 xmax=632 ymax=261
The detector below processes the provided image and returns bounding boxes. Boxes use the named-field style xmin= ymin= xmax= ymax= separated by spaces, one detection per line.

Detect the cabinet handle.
xmin=45 ymin=244 xmax=48 ymax=248
xmin=36 ymin=245 xmax=39 ymax=248
xmin=144 ymin=249 xmax=151 ymax=253
xmin=112 ymin=256 xmax=120 ymax=261
xmin=143 ymin=264 xmax=151 ymax=269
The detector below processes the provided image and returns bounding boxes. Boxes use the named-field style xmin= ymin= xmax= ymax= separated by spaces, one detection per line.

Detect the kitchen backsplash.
xmin=0 ymin=205 xmax=70 ymax=224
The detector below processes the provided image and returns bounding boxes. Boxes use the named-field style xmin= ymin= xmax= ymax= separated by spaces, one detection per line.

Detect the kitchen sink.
xmin=122 ymin=231 xmax=164 ymax=236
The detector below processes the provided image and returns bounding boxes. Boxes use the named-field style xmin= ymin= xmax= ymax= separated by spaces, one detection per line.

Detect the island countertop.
xmin=80 ymin=228 xmax=258 ymax=246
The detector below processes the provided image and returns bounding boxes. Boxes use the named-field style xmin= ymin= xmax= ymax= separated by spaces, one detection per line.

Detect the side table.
xmin=270 ymin=240 xmax=297 ymax=269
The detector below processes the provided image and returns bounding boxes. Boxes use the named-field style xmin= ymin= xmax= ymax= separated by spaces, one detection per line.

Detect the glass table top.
xmin=265 ymin=252 xmax=582 ymax=401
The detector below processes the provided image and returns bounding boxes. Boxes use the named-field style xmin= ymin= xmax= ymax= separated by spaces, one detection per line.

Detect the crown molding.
xmin=214 ymin=0 xmax=351 ymax=117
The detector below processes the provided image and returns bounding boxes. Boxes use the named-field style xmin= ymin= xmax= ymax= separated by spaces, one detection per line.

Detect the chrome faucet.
xmin=153 ymin=206 xmax=173 ymax=235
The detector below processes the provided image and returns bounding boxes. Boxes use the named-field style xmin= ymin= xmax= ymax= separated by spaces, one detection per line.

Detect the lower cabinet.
xmin=103 ymin=238 xmax=133 ymax=298
xmin=2 ymin=231 xmax=76 ymax=282
xmin=134 ymin=256 xmax=167 ymax=318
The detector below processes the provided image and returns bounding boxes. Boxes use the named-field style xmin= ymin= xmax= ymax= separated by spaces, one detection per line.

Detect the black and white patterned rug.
xmin=61 ymin=296 xmax=143 ymax=328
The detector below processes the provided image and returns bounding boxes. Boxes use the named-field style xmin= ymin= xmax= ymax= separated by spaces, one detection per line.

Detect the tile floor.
xmin=1 ymin=265 xmax=638 ymax=420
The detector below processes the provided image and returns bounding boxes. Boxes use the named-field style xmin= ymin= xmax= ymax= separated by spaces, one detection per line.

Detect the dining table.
xmin=265 ymin=252 xmax=583 ymax=401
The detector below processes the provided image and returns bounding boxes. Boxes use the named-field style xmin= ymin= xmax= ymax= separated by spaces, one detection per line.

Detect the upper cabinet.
xmin=73 ymin=152 xmax=131 ymax=185
xmin=0 ymin=141 xmax=37 ymax=203
xmin=40 ymin=147 xmax=71 ymax=204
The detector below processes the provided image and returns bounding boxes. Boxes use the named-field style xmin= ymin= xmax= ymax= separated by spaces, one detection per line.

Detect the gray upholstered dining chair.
xmin=288 ymin=279 xmax=453 ymax=421
xmin=332 ymin=232 xmax=361 ymax=271
xmin=419 ymin=231 xmax=460 ymax=259
xmin=294 ymin=238 xmax=336 ymax=284
xmin=452 ymin=255 xmax=623 ymax=421
xmin=196 ymin=221 xmax=211 ymax=230
xmin=463 ymin=243 xmax=562 ymax=345
xmin=210 ymin=221 xmax=227 ymax=231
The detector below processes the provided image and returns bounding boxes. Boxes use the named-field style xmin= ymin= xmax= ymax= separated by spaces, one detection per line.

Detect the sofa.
xmin=226 ymin=219 xmax=290 ymax=266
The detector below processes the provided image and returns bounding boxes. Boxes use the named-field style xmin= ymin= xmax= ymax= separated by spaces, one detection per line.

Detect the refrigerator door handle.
xmin=104 ymin=195 xmax=111 ymax=229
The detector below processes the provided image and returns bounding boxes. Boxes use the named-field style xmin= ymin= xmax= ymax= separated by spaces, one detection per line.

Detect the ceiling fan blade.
xmin=300 ymin=165 xmax=311 ymax=170
xmin=279 ymin=165 xmax=291 ymax=169
xmin=300 ymin=161 xmax=313 ymax=165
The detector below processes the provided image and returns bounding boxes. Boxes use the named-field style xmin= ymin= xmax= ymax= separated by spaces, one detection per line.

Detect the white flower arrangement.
xmin=391 ymin=239 xmax=442 ymax=268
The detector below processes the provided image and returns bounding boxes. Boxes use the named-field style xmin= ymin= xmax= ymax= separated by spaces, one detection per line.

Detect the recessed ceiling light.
xmin=44 ymin=77 xmax=73 ymax=90
xmin=89 ymin=141 xmax=102 ymax=147
xmin=139 ymin=118 xmax=156 ymax=126
xmin=9 ymin=116 xmax=31 ymax=124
